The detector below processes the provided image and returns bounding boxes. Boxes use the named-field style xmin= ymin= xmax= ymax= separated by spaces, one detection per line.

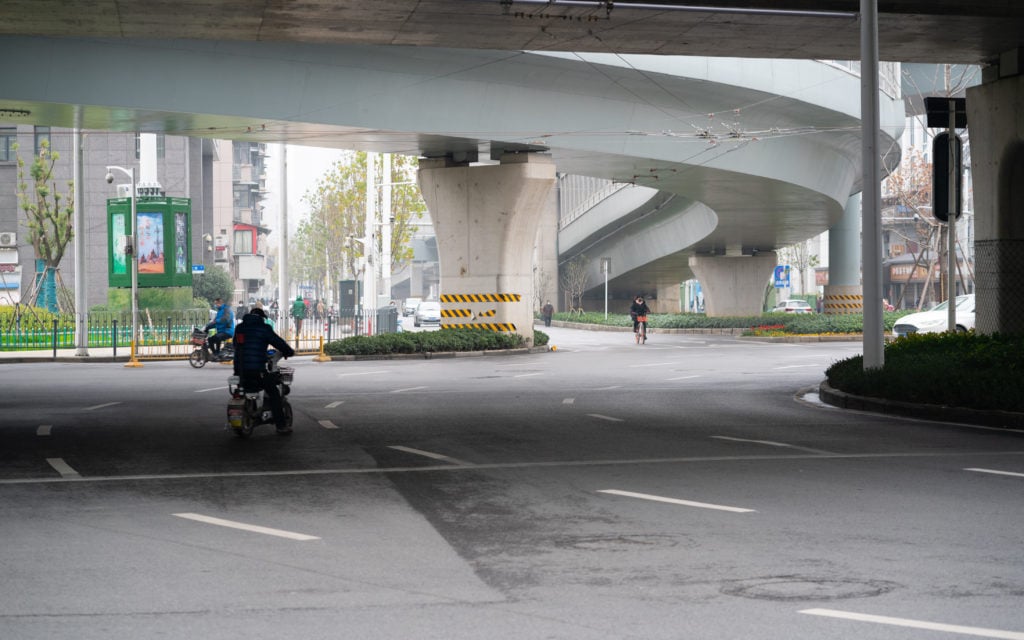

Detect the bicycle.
xmin=634 ymin=315 xmax=647 ymax=344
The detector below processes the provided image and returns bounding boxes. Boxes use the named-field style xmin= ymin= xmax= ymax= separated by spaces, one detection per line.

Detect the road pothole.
xmin=721 ymin=575 xmax=899 ymax=601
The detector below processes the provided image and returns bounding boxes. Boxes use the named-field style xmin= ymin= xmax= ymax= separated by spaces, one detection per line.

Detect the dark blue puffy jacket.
xmin=232 ymin=313 xmax=295 ymax=373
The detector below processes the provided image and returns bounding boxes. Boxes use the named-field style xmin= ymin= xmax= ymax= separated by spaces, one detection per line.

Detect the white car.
xmin=402 ymin=297 xmax=422 ymax=317
xmin=892 ymin=294 xmax=975 ymax=337
xmin=772 ymin=299 xmax=814 ymax=313
xmin=414 ymin=301 xmax=441 ymax=327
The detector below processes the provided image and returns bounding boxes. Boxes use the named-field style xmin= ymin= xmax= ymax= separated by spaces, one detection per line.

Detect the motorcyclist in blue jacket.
xmin=232 ymin=307 xmax=296 ymax=434
xmin=204 ymin=297 xmax=235 ymax=358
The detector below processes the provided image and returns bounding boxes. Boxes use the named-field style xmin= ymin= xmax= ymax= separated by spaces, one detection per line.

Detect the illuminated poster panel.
xmin=107 ymin=196 xmax=193 ymax=288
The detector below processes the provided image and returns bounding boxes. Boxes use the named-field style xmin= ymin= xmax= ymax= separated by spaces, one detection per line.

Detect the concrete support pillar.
xmin=418 ymin=153 xmax=556 ymax=345
xmin=653 ymin=281 xmax=681 ymax=314
xmin=688 ymin=252 xmax=777 ymax=317
xmin=967 ymin=71 xmax=1024 ymax=335
xmin=824 ymin=193 xmax=863 ymax=314
xmin=533 ymin=186 xmax=560 ymax=313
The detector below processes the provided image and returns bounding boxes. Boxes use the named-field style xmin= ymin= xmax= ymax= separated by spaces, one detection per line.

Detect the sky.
xmin=262 ymin=144 xmax=350 ymax=235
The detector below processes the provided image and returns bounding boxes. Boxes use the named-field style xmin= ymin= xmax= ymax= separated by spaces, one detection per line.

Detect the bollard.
xmin=313 ymin=335 xmax=331 ymax=362
xmin=52 ymin=319 xmax=58 ymax=360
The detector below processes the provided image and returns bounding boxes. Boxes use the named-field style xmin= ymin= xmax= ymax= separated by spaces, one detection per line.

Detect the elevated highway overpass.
xmin=0 ymin=1 xmax=1023 ymax=336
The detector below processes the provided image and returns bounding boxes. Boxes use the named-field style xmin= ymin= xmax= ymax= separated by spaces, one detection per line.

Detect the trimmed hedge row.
xmin=324 ymin=328 xmax=530 ymax=356
xmin=553 ymin=311 xmax=908 ymax=334
xmin=826 ymin=332 xmax=1024 ymax=412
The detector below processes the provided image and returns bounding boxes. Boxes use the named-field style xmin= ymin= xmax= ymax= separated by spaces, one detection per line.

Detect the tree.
xmin=777 ymin=241 xmax=819 ymax=296
xmin=15 ymin=141 xmax=74 ymax=313
xmin=297 ymin=152 xmax=424 ymax=300
xmin=560 ymin=254 xmax=589 ymax=313
xmin=192 ymin=265 xmax=234 ymax=307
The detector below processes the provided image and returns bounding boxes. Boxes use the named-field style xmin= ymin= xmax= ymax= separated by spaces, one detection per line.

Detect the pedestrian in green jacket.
xmin=291 ymin=296 xmax=307 ymax=335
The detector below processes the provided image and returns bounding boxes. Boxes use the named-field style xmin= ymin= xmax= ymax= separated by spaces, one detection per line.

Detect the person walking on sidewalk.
xmin=290 ymin=295 xmax=307 ymax=335
xmin=541 ymin=301 xmax=554 ymax=327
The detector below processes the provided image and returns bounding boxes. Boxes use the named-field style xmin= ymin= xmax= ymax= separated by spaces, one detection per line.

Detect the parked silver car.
xmin=892 ymin=294 xmax=975 ymax=337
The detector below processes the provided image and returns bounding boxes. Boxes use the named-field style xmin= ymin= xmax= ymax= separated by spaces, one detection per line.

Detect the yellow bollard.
xmin=313 ymin=335 xmax=331 ymax=362
xmin=124 ymin=339 xmax=144 ymax=368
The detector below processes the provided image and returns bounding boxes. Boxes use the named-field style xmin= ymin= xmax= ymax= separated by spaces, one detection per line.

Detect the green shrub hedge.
xmin=551 ymin=311 xmax=908 ymax=334
xmin=826 ymin=332 xmax=1024 ymax=412
xmin=324 ymin=328 xmax=528 ymax=356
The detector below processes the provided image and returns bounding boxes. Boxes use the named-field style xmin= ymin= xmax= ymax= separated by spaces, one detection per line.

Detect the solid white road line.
xmin=318 ymin=420 xmax=340 ymax=430
xmin=46 ymin=458 xmax=80 ymax=478
xmin=966 ymin=467 xmax=1024 ymax=479
xmin=325 ymin=401 xmax=344 ymax=408
xmin=598 ymin=489 xmax=755 ymax=513
xmin=84 ymin=402 xmax=121 ymax=411
xmin=712 ymin=435 xmax=833 ymax=455
xmin=388 ymin=446 xmax=469 ymax=466
xmin=173 ymin=513 xmax=320 ymax=541
xmin=391 ymin=386 xmax=428 ymax=393
xmin=667 ymin=375 xmax=701 ymax=381
xmin=37 ymin=425 xmax=52 ymax=436
xmin=195 ymin=386 xmax=228 ymax=393
xmin=587 ymin=414 xmax=624 ymax=423
xmin=799 ymin=608 xmax=1024 ymax=639
xmin=336 ymin=370 xmax=386 ymax=377
xmin=562 ymin=398 xmax=575 ymax=405
xmin=594 ymin=385 xmax=622 ymax=391
xmin=513 ymin=372 xmax=543 ymax=378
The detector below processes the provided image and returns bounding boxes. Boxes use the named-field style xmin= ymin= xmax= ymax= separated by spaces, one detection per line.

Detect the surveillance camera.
xmin=105 ymin=173 xmax=115 ymax=184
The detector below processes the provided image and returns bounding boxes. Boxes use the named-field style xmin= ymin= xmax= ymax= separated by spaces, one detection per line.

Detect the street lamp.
xmin=106 ymin=165 xmax=141 ymax=368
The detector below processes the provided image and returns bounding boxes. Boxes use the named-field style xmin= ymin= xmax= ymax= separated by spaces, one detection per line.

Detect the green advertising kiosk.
xmin=107 ymin=196 xmax=194 ymax=288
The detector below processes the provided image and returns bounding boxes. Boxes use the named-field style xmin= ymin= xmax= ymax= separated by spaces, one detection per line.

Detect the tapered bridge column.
xmin=418 ymin=153 xmax=556 ymax=346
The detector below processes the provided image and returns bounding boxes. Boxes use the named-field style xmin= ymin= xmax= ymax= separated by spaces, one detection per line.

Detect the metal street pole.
xmin=860 ymin=0 xmax=884 ymax=370
xmin=73 ymin=127 xmax=88 ymax=356
xmin=947 ymin=99 xmax=957 ymax=331
xmin=106 ymin=165 xmax=141 ymax=367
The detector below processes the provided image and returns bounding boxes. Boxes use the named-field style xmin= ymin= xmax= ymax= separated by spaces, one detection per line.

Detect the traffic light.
xmin=932 ymin=132 xmax=962 ymax=222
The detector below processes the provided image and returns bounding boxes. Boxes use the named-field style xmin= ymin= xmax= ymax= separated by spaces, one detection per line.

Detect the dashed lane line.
xmin=391 ymin=386 xmax=429 ymax=393
xmin=388 ymin=446 xmax=469 ymax=466
xmin=513 ymin=372 xmax=544 ymax=378
xmin=587 ymin=414 xmax=624 ymax=423
xmin=562 ymin=398 xmax=575 ymax=405
xmin=965 ymin=467 xmax=1024 ymax=479
xmin=195 ymin=386 xmax=228 ymax=393
xmin=46 ymin=458 xmax=80 ymax=478
xmin=84 ymin=402 xmax=121 ymax=411
xmin=318 ymin=420 xmax=340 ymax=430
xmin=799 ymin=608 xmax=1024 ymax=639
xmin=628 ymin=362 xmax=675 ymax=368
xmin=173 ymin=513 xmax=320 ymax=541
xmin=666 ymin=375 xmax=701 ymax=381
xmin=712 ymin=435 xmax=834 ymax=455
xmin=37 ymin=425 xmax=52 ymax=436
xmin=336 ymin=370 xmax=387 ymax=377
xmin=325 ymin=401 xmax=344 ymax=408
xmin=598 ymin=489 xmax=755 ymax=513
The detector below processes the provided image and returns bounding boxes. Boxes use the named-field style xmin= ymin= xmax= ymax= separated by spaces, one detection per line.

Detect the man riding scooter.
xmin=233 ymin=307 xmax=295 ymax=434
xmin=204 ymin=297 xmax=235 ymax=360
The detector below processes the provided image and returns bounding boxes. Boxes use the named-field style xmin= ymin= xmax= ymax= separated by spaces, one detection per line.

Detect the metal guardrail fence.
xmin=0 ymin=307 xmax=401 ymax=359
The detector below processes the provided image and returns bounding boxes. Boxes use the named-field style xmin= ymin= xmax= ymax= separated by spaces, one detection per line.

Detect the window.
xmin=233 ymin=229 xmax=254 ymax=255
xmin=34 ymin=126 xmax=50 ymax=155
xmin=0 ymin=128 xmax=16 ymax=162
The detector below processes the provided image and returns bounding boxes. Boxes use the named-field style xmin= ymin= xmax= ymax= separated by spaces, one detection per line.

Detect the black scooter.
xmin=226 ymin=351 xmax=294 ymax=438
xmin=188 ymin=327 xmax=235 ymax=368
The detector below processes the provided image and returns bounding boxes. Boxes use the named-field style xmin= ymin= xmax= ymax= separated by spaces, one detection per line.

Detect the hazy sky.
xmin=263 ymin=144 xmax=350 ymax=234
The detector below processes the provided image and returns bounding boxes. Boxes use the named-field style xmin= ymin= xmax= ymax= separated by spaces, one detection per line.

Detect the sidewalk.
xmin=0 ymin=347 xmax=132 ymax=364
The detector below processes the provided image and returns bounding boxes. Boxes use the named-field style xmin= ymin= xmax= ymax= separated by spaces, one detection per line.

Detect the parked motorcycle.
xmin=188 ymin=327 xmax=234 ymax=368
xmin=226 ymin=351 xmax=294 ymax=438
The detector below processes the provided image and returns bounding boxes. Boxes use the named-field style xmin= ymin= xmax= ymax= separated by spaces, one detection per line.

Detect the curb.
xmin=322 ymin=346 xmax=550 ymax=361
xmin=818 ymin=380 xmax=1024 ymax=429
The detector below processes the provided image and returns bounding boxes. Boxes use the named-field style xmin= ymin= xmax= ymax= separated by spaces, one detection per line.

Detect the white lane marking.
xmin=712 ymin=435 xmax=833 ymax=455
xmin=773 ymin=364 xmax=823 ymax=370
xmin=336 ymin=370 xmax=386 ymax=377
xmin=391 ymin=386 xmax=428 ymax=393
xmin=587 ymin=414 xmax=624 ymax=423
xmin=195 ymin=386 xmax=228 ymax=393
xmin=799 ymin=608 xmax=1024 ymax=639
xmin=598 ymin=489 xmax=755 ymax=513
xmin=318 ymin=420 xmax=340 ymax=430
xmin=173 ymin=513 xmax=320 ymax=541
xmin=325 ymin=401 xmax=344 ymax=408
xmin=562 ymin=398 xmax=575 ymax=405
xmin=514 ymin=372 xmax=543 ymax=378
xmin=37 ymin=425 xmax=52 ymax=436
xmin=388 ymin=446 xmax=469 ymax=466
xmin=667 ymin=375 xmax=701 ymax=381
xmin=966 ymin=467 xmax=1024 ymax=479
xmin=84 ymin=402 xmax=121 ymax=411
xmin=628 ymin=362 xmax=674 ymax=368
xmin=46 ymin=458 xmax=80 ymax=478
xmin=594 ymin=385 xmax=622 ymax=391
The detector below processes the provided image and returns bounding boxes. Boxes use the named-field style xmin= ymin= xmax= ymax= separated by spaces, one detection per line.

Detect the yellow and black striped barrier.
xmin=824 ymin=294 xmax=863 ymax=313
xmin=477 ymin=309 xmax=496 ymax=317
xmin=441 ymin=308 xmax=473 ymax=318
xmin=442 ymin=323 xmax=517 ymax=332
xmin=440 ymin=293 xmax=521 ymax=303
